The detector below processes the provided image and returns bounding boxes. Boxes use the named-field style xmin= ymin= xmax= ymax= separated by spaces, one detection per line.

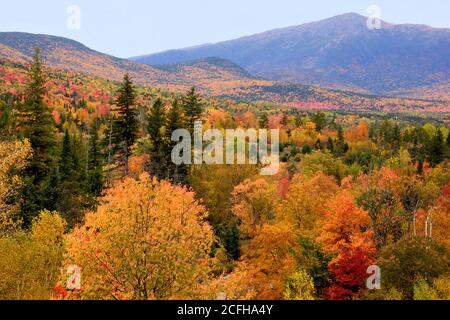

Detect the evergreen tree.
xmin=23 ymin=48 xmax=57 ymax=182
xmin=312 ymin=112 xmax=326 ymax=132
xmin=334 ymin=126 xmax=347 ymax=157
xmin=223 ymin=222 xmax=240 ymax=260
xmin=60 ymin=129 xmax=74 ymax=180
xmin=315 ymin=138 xmax=322 ymax=150
xmin=166 ymin=99 xmax=187 ymax=184
xmin=57 ymin=129 xmax=87 ymax=226
xmin=259 ymin=112 xmax=269 ymax=128
xmin=146 ymin=98 xmax=167 ymax=180
xmin=19 ymin=48 xmax=57 ymax=226
xmin=446 ymin=132 xmax=450 ymax=160
xmin=86 ymin=123 xmax=104 ymax=196
xmin=327 ymin=137 xmax=335 ymax=153
xmin=429 ymin=129 xmax=445 ymax=166
xmin=112 ymin=74 xmax=138 ymax=176
xmin=182 ymin=86 xmax=203 ymax=134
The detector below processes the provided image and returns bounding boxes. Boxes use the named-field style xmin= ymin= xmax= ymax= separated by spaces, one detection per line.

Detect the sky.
xmin=0 ymin=0 xmax=449 ymax=58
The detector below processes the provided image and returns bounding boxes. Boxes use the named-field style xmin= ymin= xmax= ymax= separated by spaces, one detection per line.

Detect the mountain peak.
xmin=132 ymin=14 xmax=450 ymax=97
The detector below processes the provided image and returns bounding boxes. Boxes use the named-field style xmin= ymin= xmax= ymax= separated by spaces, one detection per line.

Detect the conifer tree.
xmin=19 ymin=48 xmax=57 ymax=226
xmin=87 ymin=123 xmax=104 ymax=197
xmin=146 ymin=98 xmax=167 ymax=180
xmin=429 ymin=129 xmax=445 ymax=166
xmin=60 ymin=129 xmax=74 ymax=181
xmin=23 ymin=48 xmax=57 ymax=182
xmin=327 ymin=137 xmax=335 ymax=153
xmin=259 ymin=112 xmax=269 ymax=128
xmin=182 ymin=86 xmax=203 ymax=134
xmin=166 ymin=99 xmax=187 ymax=184
xmin=112 ymin=74 xmax=138 ymax=176
xmin=446 ymin=132 xmax=450 ymax=159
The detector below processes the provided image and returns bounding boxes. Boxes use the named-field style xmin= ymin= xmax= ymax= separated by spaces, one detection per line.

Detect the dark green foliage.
xmin=446 ymin=132 xmax=450 ymax=159
xmin=294 ymin=236 xmax=332 ymax=297
xmin=312 ymin=112 xmax=326 ymax=132
xmin=86 ymin=123 xmax=104 ymax=197
xmin=379 ymin=237 xmax=450 ymax=299
xmin=56 ymin=129 xmax=88 ymax=227
xmin=259 ymin=112 xmax=268 ymax=128
xmin=146 ymin=98 xmax=168 ymax=180
xmin=166 ymin=99 xmax=187 ymax=184
xmin=327 ymin=137 xmax=334 ymax=153
xmin=223 ymin=222 xmax=240 ymax=260
xmin=357 ymin=188 xmax=403 ymax=248
xmin=182 ymin=86 xmax=203 ymax=134
xmin=112 ymin=74 xmax=138 ymax=176
xmin=18 ymin=48 xmax=58 ymax=226
xmin=333 ymin=126 xmax=348 ymax=157
xmin=428 ymin=129 xmax=445 ymax=166
xmin=301 ymin=144 xmax=312 ymax=154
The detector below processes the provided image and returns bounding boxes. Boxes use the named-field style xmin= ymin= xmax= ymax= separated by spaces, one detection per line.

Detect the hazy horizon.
xmin=1 ymin=0 xmax=449 ymax=58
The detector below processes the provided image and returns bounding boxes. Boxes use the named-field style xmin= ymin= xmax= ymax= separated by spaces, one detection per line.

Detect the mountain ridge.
xmin=131 ymin=12 xmax=450 ymax=98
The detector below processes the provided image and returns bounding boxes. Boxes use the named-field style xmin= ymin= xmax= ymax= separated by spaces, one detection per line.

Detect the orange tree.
xmin=60 ymin=173 xmax=214 ymax=300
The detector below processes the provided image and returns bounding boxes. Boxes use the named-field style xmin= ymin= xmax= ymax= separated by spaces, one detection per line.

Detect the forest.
xmin=0 ymin=49 xmax=449 ymax=300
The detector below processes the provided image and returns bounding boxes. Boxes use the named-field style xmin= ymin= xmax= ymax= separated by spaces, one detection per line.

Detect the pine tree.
xmin=446 ymin=132 xmax=450 ymax=160
xmin=112 ymin=74 xmax=138 ymax=176
xmin=327 ymin=137 xmax=335 ymax=153
xmin=182 ymin=86 xmax=203 ymax=134
xmin=334 ymin=126 xmax=347 ymax=157
xmin=429 ymin=129 xmax=445 ymax=166
xmin=19 ymin=48 xmax=57 ymax=226
xmin=60 ymin=129 xmax=73 ymax=180
xmin=223 ymin=222 xmax=241 ymax=260
xmin=23 ymin=48 xmax=57 ymax=182
xmin=57 ymin=129 xmax=87 ymax=226
xmin=86 ymin=123 xmax=104 ymax=196
xmin=146 ymin=98 xmax=167 ymax=180
xmin=166 ymin=99 xmax=187 ymax=184
xmin=259 ymin=112 xmax=269 ymax=128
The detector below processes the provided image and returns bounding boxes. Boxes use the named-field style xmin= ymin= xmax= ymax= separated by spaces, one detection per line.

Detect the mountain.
xmin=0 ymin=30 xmax=448 ymax=113
xmin=132 ymin=13 xmax=450 ymax=98
xmin=0 ymin=32 xmax=255 ymax=89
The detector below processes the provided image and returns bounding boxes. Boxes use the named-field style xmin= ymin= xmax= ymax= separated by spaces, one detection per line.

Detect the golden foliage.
xmin=62 ymin=173 xmax=214 ymax=300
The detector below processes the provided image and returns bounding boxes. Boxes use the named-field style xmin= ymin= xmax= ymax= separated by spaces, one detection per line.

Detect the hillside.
xmin=0 ymin=32 xmax=257 ymax=90
xmin=0 ymin=31 xmax=448 ymax=113
xmin=132 ymin=13 xmax=450 ymax=98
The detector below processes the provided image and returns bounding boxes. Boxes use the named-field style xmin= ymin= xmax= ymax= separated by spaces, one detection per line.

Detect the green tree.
xmin=223 ymin=222 xmax=240 ymax=260
xmin=112 ymin=74 xmax=138 ymax=176
xmin=146 ymin=98 xmax=167 ymax=180
xmin=312 ymin=112 xmax=326 ymax=132
xmin=56 ymin=129 xmax=87 ymax=226
xmin=19 ymin=48 xmax=58 ymax=226
xmin=166 ymin=99 xmax=187 ymax=184
xmin=379 ymin=237 xmax=449 ymax=299
xmin=259 ymin=112 xmax=269 ymax=128
xmin=327 ymin=137 xmax=334 ymax=153
xmin=86 ymin=123 xmax=104 ymax=197
xmin=429 ymin=129 xmax=445 ymax=166
xmin=182 ymin=86 xmax=203 ymax=134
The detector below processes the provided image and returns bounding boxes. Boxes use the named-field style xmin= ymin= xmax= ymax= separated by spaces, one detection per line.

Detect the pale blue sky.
xmin=0 ymin=0 xmax=449 ymax=58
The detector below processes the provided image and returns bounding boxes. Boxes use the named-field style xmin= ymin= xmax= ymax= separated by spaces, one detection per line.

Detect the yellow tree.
xmin=231 ymin=178 xmax=277 ymax=239
xmin=215 ymin=223 xmax=297 ymax=300
xmin=0 ymin=139 xmax=32 ymax=228
xmin=61 ymin=173 xmax=214 ymax=300
xmin=277 ymin=173 xmax=339 ymax=237
xmin=0 ymin=210 xmax=66 ymax=300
